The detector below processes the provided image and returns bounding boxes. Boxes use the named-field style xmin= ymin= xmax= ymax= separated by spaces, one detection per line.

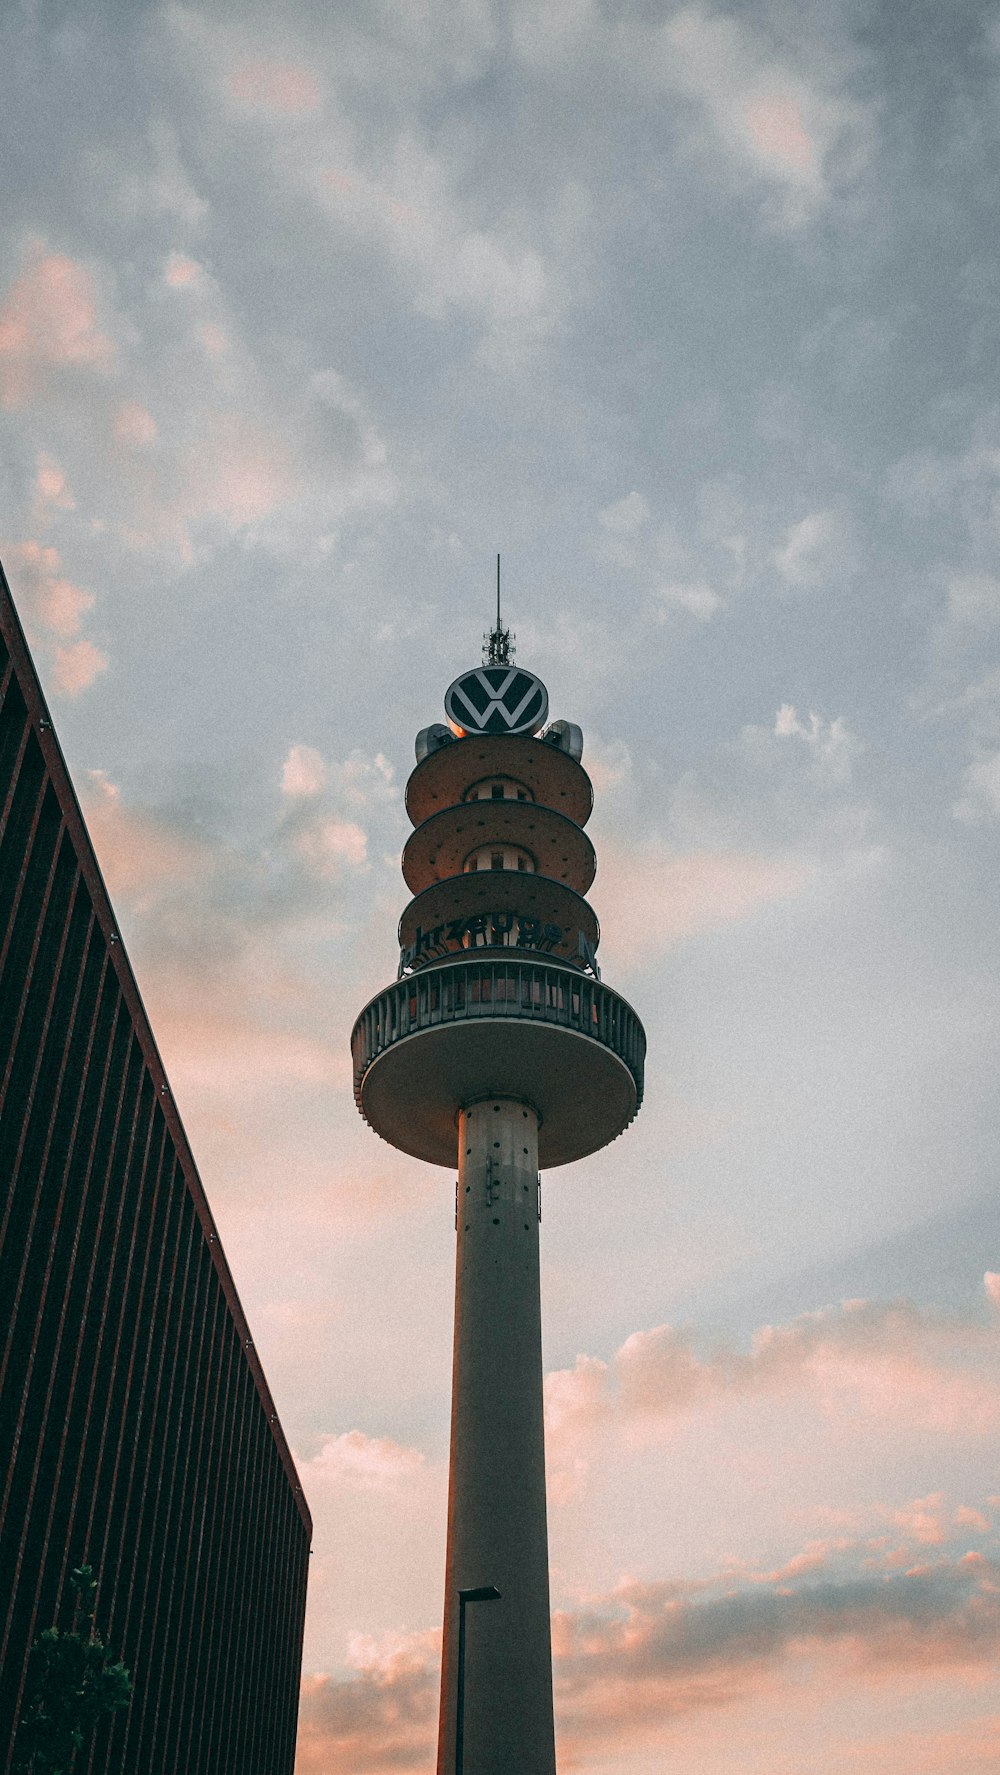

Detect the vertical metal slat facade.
xmin=0 ymin=565 xmax=311 ymax=1775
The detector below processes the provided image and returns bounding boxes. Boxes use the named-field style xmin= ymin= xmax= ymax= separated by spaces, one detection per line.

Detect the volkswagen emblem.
xmin=444 ymin=666 xmax=549 ymax=737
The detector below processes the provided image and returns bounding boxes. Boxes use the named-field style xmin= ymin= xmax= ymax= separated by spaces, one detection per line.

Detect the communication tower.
xmin=350 ymin=608 xmax=645 ymax=1775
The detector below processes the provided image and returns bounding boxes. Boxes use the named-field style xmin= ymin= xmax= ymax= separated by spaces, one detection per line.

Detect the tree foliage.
xmin=13 ymin=1566 xmax=132 ymax=1775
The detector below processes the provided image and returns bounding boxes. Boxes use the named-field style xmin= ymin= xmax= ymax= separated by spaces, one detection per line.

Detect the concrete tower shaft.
xmin=351 ymin=649 xmax=645 ymax=1775
xmin=437 ymin=1100 xmax=555 ymax=1775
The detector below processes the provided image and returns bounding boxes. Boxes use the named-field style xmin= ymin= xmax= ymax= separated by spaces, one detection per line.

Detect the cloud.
xmin=73 ymin=753 xmax=400 ymax=1133
xmin=164 ymin=252 xmax=202 ymax=289
xmin=83 ymin=768 xmax=212 ymax=903
xmin=0 ymin=243 xmax=114 ymax=406
xmin=291 ymin=816 xmax=368 ymax=877
xmin=655 ymin=579 xmax=721 ymax=621
xmin=545 ymin=1297 xmax=1000 ymax=1455
xmin=886 ymin=438 xmax=1000 ymax=555
xmin=509 ymin=0 xmax=871 ymax=228
xmin=114 ymin=401 xmax=158 ymax=446
xmin=744 ymin=93 xmax=815 ymax=174
xmin=946 ymin=573 xmax=1000 ymax=628
xmin=954 ymin=1506 xmax=992 ymax=1534
xmin=594 ymin=839 xmax=813 ymax=967
xmin=4 ymin=540 xmax=108 ymax=698
xmin=773 ymin=509 xmax=844 ymax=588
xmin=773 ymin=705 xmax=862 ymax=786
xmin=97 ymin=118 xmax=208 ymax=228
xmin=32 ymin=454 xmax=75 ymax=523
xmin=660 ymin=705 xmax=875 ymax=860
xmin=192 ymin=411 xmax=300 ymax=528
xmin=327 ymin=748 xmax=397 ymax=809
xmin=652 ymin=5 xmax=870 ymax=225
xmin=293 ymin=1541 xmax=1000 ymax=1772
xmin=229 ymin=59 xmax=322 ymax=115
xmin=953 ymin=750 xmax=1000 ymax=824
xmin=302 ymin=1430 xmax=425 ymax=1494
xmin=162 ymin=6 xmax=565 ymax=370
xmin=599 ymin=491 xmax=650 ymax=535
xmin=296 ymin=1636 xmax=439 ymax=1774
xmin=7 ymin=539 xmax=92 ymax=641
xmin=282 ymin=744 xmax=329 ymax=799
xmin=109 ymin=350 xmax=394 ymax=563
xmin=892 ymin=1494 xmax=949 ymax=1547
xmin=51 ymin=639 xmax=108 ymax=696
xmin=552 ymin=1553 xmax=1000 ymax=1756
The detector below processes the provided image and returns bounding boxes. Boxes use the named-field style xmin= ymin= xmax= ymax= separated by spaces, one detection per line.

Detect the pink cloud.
xmin=293 ymin=1550 xmax=1000 ymax=1773
xmin=114 ymin=401 xmax=158 ymax=446
xmin=198 ymin=411 xmax=299 ymax=526
xmin=5 ymin=540 xmax=106 ymax=697
xmin=153 ymin=1007 xmax=350 ymax=1098
xmin=292 ymin=814 xmax=368 ymax=878
xmin=745 ymin=94 xmax=816 ymax=174
xmin=282 ymin=744 xmax=328 ymax=799
xmin=845 ymin=1713 xmax=1000 ymax=1775
xmin=551 ymin=1555 xmax=1000 ymax=1757
xmin=758 ymin=1538 xmax=855 ymax=1584
xmin=296 ymin=1636 xmax=438 ymax=1774
xmin=33 ymin=453 xmax=75 ymax=520
xmin=0 ymin=244 xmax=114 ymax=406
xmin=164 ymin=252 xmax=202 ymax=288
xmin=595 ymin=840 xmax=813 ymax=967
xmin=955 ymin=1506 xmax=992 ymax=1534
xmin=7 ymin=538 xmax=92 ymax=640
xmin=82 ymin=769 xmax=210 ymax=902
xmin=76 ymin=770 xmax=362 ymax=1114
xmin=545 ymin=1299 xmax=1000 ymax=1453
xmin=892 ymin=1494 xmax=948 ymax=1547
xmin=229 ymin=60 xmax=322 ymax=115
xmin=197 ymin=321 xmax=229 ymax=357
xmin=52 ymin=639 xmax=108 ymax=696
xmin=303 ymin=1431 xmax=425 ymax=1495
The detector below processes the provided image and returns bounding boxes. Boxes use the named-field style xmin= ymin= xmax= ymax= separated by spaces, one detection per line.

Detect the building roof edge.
xmin=0 ymin=560 xmax=312 ymax=1540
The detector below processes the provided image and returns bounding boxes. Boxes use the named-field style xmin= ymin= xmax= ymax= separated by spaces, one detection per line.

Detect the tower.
xmin=350 ymin=611 xmax=645 ymax=1775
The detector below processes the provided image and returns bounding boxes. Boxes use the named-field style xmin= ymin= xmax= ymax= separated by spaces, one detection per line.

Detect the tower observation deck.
xmin=351 ymin=621 xmax=645 ymax=1775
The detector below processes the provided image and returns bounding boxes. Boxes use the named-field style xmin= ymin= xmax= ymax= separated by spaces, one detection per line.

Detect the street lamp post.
xmin=455 ymin=1585 xmax=501 ymax=1775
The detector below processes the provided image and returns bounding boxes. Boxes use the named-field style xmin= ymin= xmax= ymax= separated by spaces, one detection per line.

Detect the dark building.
xmin=0 ymin=565 xmax=311 ymax=1774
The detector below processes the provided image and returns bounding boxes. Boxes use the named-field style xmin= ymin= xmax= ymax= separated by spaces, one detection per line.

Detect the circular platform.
xmin=352 ymin=959 xmax=645 ymax=1168
xmin=406 ymin=735 xmax=593 ymax=828
xmin=401 ymin=801 xmax=596 ymax=896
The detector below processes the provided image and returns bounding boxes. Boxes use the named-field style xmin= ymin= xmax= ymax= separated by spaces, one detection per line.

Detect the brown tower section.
xmin=351 ymin=642 xmax=645 ymax=1774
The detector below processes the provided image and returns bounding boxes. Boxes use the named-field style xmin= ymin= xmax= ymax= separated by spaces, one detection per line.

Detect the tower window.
xmin=517 ymin=854 xmax=528 ymax=872
xmin=492 ymin=784 xmax=504 ymax=799
xmin=491 ymin=852 xmax=504 ymax=871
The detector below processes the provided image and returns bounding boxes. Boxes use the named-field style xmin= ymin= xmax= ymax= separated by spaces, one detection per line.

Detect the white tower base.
xmin=436 ymin=1098 xmax=557 ymax=1775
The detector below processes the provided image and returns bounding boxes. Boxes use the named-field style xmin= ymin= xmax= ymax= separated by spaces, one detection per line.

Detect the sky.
xmin=3 ymin=0 xmax=1000 ymax=1769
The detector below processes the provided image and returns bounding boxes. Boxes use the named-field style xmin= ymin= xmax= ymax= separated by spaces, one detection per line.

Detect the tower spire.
xmin=483 ymin=554 xmax=515 ymax=665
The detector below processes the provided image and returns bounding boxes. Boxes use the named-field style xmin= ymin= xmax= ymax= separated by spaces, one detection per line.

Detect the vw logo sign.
xmin=444 ymin=666 xmax=549 ymax=737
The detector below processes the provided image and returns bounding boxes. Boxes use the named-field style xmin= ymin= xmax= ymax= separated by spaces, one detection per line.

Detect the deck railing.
xmin=352 ymin=957 xmax=645 ymax=1114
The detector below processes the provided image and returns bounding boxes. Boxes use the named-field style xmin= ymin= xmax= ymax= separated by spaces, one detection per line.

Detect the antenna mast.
xmin=484 ymin=553 xmax=515 ymax=665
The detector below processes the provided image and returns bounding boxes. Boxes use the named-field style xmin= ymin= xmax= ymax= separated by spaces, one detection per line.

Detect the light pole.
xmin=455 ymin=1585 xmax=501 ymax=1775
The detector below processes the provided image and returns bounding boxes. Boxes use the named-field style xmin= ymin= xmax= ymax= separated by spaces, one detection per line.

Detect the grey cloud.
xmin=297 ymin=1548 xmax=1000 ymax=1770
xmin=555 ymin=1553 xmax=1000 ymax=1738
